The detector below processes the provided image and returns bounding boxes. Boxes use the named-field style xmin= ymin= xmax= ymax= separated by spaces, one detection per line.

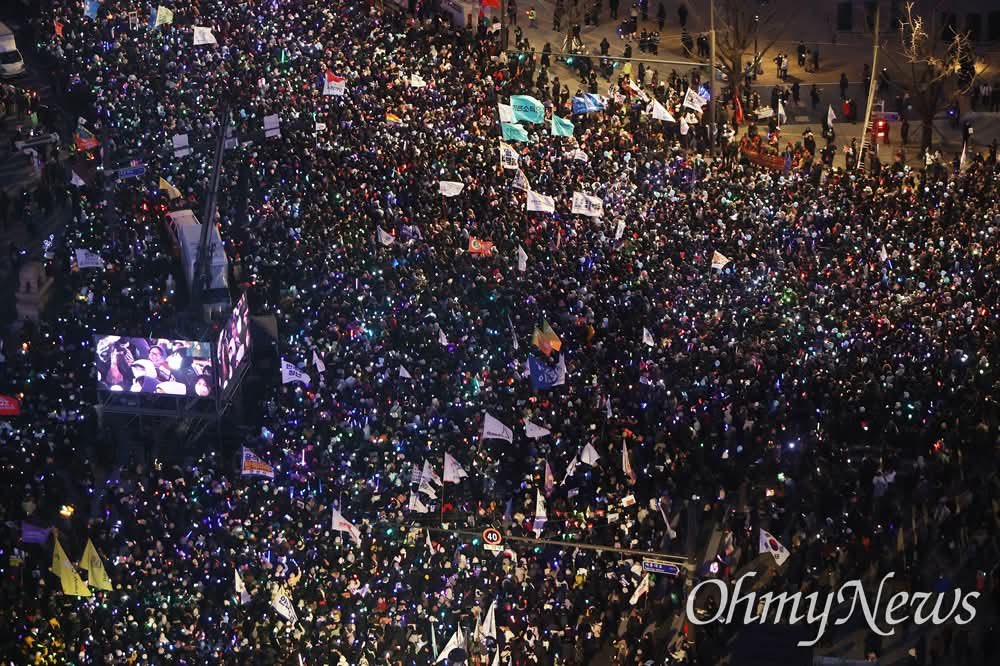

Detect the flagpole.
xmin=440 ymin=453 xmax=447 ymax=524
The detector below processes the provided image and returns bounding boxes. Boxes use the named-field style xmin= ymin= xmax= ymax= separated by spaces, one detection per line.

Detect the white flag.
xmin=615 ymin=219 xmax=626 ymax=240
xmin=642 ymin=328 xmax=655 ymax=347
xmin=526 ymin=190 xmax=555 ymax=214
xmin=827 ymin=104 xmax=836 ymax=127
xmin=399 ymin=366 xmax=412 ymax=379
xmin=70 ymin=171 xmax=85 ymax=187
xmin=482 ymin=412 xmax=514 ymax=442
xmin=439 ymin=180 xmax=464 ymax=197
xmin=377 ymin=226 xmax=395 ymax=246
xmin=235 ymin=568 xmax=251 ymax=605
xmin=777 ymin=99 xmax=787 ymax=126
xmin=544 ymin=460 xmax=555 ymax=495
xmin=438 ymin=329 xmax=449 ymax=346
xmin=481 ymin=599 xmax=498 ymax=640
xmin=422 ymin=459 xmax=443 ymax=486
xmin=759 ymin=529 xmax=790 ymax=566
xmin=682 ymin=87 xmax=706 ymax=111
xmin=568 ymin=148 xmax=589 ymax=162
xmin=443 ymin=452 xmax=468 ymax=483
xmin=571 ymin=191 xmax=604 ymax=217
xmin=650 ymin=99 xmax=676 ymax=122
xmin=879 ymin=245 xmax=889 ymax=263
xmin=281 ymin=359 xmax=310 ymax=386
xmin=711 ymin=250 xmax=730 ymax=271
xmin=512 ymin=168 xmax=530 ymax=191
xmin=331 ymin=508 xmax=362 ymax=546
xmin=498 ymin=141 xmax=519 ymax=170
xmin=517 ymin=246 xmax=528 ymax=272
xmin=533 ymin=489 xmax=547 ymax=537
xmin=408 ymin=492 xmax=430 ymax=513
xmin=410 ymin=73 xmax=427 ymax=88
xmin=626 ymin=78 xmax=650 ymax=102
xmin=272 ymin=588 xmax=298 ymax=623
xmin=192 ymin=26 xmax=217 ymax=46
xmin=580 ymin=443 xmax=600 ymax=466
xmin=959 ymin=142 xmax=967 ymax=171
xmin=629 ymin=575 xmax=650 ymax=605
xmin=497 ymin=103 xmax=516 ymax=124
xmin=622 ymin=440 xmax=636 ymax=483
xmin=322 ymin=71 xmax=346 ymax=96
xmin=417 ymin=476 xmax=438 ymax=500
xmin=312 ymin=349 xmax=326 ymax=374
xmin=525 ymin=420 xmax=551 ymax=439
xmin=75 ymin=249 xmax=104 ymax=269
xmin=562 ymin=455 xmax=579 ymax=484
xmin=435 ymin=626 xmax=465 ymax=663
xmin=680 ymin=116 xmax=690 ymax=135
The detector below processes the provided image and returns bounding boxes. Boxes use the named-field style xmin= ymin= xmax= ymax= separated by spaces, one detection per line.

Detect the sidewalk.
xmin=494 ymin=0 xmax=1000 ymax=156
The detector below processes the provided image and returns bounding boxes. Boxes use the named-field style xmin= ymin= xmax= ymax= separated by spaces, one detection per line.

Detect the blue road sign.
xmin=117 ymin=166 xmax=146 ymax=179
xmin=642 ymin=559 xmax=681 ymax=576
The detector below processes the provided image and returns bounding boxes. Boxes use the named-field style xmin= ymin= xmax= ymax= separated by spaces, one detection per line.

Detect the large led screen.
xmin=95 ymin=336 xmax=214 ymax=397
xmin=217 ymin=293 xmax=250 ymax=394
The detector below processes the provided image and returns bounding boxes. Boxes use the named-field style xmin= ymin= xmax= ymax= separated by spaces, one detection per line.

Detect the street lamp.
xmin=753 ymin=15 xmax=760 ymax=76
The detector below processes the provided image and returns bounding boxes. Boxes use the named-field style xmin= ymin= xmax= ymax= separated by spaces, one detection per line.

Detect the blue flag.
xmin=510 ymin=95 xmax=545 ymax=124
xmin=551 ymin=114 xmax=575 ymax=137
xmin=501 ymin=122 xmax=531 ymax=143
xmin=84 ymin=0 xmax=99 ymax=19
xmin=572 ymin=93 xmax=607 ymax=115
xmin=529 ymin=355 xmax=567 ymax=390
xmin=21 ymin=522 xmax=52 ymax=544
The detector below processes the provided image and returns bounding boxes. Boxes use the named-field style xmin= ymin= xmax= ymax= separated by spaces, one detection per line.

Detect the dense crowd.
xmin=0 ymin=1 xmax=998 ymax=664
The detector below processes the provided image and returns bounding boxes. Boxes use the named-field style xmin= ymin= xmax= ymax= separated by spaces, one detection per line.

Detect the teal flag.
xmin=551 ymin=114 xmax=575 ymax=137
xmin=510 ymin=95 xmax=545 ymax=124
xmin=501 ymin=122 xmax=531 ymax=143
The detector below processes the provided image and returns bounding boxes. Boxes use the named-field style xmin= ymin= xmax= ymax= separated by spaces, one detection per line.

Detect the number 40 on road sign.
xmin=482 ymin=528 xmax=503 ymax=552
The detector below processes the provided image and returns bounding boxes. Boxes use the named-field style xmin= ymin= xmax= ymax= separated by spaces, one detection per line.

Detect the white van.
xmin=0 ymin=22 xmax=26 ymax=78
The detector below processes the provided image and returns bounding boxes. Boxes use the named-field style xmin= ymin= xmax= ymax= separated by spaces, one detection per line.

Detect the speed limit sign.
xmin=482 ymin=527 xmax=503 ymax=552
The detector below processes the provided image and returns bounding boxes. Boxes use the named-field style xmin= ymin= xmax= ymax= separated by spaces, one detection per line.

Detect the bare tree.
xmin=715 ymin=0 xmax=794 ymax=92
xmin=894 ymin=2 xmax=978 ymax=153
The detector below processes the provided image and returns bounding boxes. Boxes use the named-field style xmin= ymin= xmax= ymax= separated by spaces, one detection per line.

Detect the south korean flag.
xmin=759 ymin=528 xmax=790 ymax=566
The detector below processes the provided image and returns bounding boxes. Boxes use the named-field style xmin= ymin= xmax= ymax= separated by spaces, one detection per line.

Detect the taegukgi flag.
xmin=760 ymin=528 xmax=790 ymax=565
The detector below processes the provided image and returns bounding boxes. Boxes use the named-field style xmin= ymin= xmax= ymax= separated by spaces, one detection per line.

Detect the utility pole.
xmin=857 ymin=7 xmax=880 ymax=170
xmin=708 ymin=0 xmax=717 ymax=156
xmin=190 ymin=107 xmax=229 ymax=314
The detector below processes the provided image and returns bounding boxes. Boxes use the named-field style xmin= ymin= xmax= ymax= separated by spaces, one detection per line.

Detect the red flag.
xmin=53 ymin=20 xmax=64 ymax=37
xmin=481 ymin=0 xmax=502 ymax=8
xmin=0 ymin=394 xmax=20 ymax=416
xmin=468 ymin=237 xmax=494 ymax=255
xmin=733 ymin=88 xmax=744 ymax=126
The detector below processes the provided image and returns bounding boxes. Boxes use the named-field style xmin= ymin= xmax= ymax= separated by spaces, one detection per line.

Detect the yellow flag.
xmin=52 ymin=537 xmax=92 ymax=597
xmin=532 ymin=321 xmax=562 ymax=356
xmin=52 ymin=536 xmax=70 ymax=574
xmin=80 ymin=539 xmax=113 ymax=591
xmin=159 ymin=177 xmax=182 ymax=199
